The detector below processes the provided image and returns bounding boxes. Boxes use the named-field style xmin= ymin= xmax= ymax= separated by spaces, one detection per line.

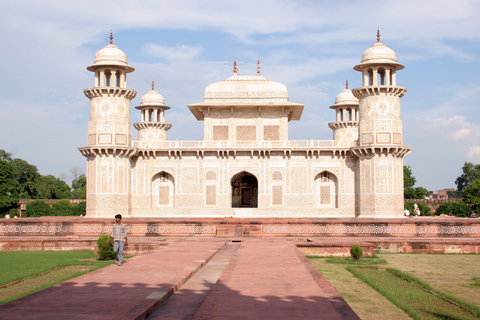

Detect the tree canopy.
xmin=0 ymin=160 xmax=22 ymax=214
xmin=452 ymin=162 xmax=480 ymax=211
xmin=71 ymin=174 xmax=86 ymax=199
xmin=404 ymin=166 xmax=428 ymax=199
xmin=0 ymin=149 xmax=86 ymax=215
xmin=455 ymin=162 xmax=480 ymax=192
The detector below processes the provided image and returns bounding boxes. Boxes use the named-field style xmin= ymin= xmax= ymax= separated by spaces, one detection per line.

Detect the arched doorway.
xmin=231 ymin=172 xmax=258 ymax=208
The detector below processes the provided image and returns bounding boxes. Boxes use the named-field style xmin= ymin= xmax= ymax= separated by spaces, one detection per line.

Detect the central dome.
xmin=204 ymin=75 xmax=289 ymax=102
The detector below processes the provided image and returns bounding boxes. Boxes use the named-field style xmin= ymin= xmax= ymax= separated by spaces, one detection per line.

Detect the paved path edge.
xmin=126 ymin=242 xmax=227 ymax=320
xmin=192 ymin=242 xmax=245 ymax=319
xmin=294 ymin=247 xmax=361 ymax=319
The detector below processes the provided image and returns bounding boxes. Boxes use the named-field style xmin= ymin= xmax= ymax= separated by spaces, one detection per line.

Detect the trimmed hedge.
xmin=350 ymin=245 xmax=363 ymax=261
xmin=97 ymin=235 xmax=115 ymax=260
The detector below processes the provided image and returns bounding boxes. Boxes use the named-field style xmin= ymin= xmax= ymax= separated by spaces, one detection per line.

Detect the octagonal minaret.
xmin=351 ymin=31 xmax=411 ymax=218
xmin=133 ymin=82 xmax=172 ymax=148
xmin=79 ymin=33 xmax=137 ymax=217
xmin=328 ymin=80 xmax=359 ymax=146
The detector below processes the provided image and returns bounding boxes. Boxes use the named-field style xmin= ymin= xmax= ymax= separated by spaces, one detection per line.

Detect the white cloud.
xmin=453 ymin=128 xmax=471 ymax=140
xmin=468 ymin=146 xmax=480 ymax=159
xmin=142 ymin=44 xmax=202 ymax=61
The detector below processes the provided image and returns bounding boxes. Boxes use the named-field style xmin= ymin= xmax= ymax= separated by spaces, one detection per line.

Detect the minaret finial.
xmin=377 ymin=28 xmax=380 ymax=43
xmin=257 ymin=59 xmax=261 ymax=76
xmin=152 ymin=81 xmax=154 ymax=91
xmin=233 ymin=59 xmax=238 ymax=75
xmin=110 ymin=30 xmax=113 ymax=45
xmin=346 ymin=79 xmax=349 ymax=90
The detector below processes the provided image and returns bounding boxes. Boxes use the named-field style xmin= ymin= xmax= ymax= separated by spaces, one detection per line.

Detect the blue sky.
xmin=0 ymin=0 xmax=479 ymax=190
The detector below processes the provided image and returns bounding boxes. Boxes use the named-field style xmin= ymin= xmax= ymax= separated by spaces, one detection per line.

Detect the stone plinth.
xmin=1 ymin=217 xmax=480 ymax=238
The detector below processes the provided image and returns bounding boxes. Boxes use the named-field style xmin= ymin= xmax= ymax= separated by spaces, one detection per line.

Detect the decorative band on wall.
xmin=0 ymin=223 xmax=216 ymax=235
xmin=262 ymin=224 xmax=480 ymax=236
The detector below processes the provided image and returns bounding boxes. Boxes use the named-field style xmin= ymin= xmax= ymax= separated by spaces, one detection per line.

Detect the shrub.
xmin=8 ymin=208 xmax=18 ymax=217
xmin=405 ymin=201 xmax=432 ymax=216
xmin=350 ymin=245 xmax=363 ymax=261
xmin=436 ymin=201 xmax=471 ymax=217
xmin=97 ymin=235 xmax=115 ymax=260
xmin=25 ymin=200 xmax=51 ymax=217
xmin=72 ymin=201 xmax=86 ymax=216
xmin=51 ymin=199 xmax=73 ymax=216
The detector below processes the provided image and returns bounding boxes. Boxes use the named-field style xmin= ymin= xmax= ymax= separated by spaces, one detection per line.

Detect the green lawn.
xmin=0 ymin=250 xmax=113 ymax=305
xmin=0 ymin=250 xmax=112 ymax=286
xmin=309 ymin=254 xmax=480 ymax=320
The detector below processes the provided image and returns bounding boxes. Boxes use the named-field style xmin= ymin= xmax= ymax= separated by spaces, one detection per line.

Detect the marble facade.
xmin=78 ymin=33 xmax=411 ymax=218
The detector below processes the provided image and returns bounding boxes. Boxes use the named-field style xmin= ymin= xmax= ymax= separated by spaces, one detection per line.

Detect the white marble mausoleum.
xmin=79 ymin=32 xmax=411 ymax=218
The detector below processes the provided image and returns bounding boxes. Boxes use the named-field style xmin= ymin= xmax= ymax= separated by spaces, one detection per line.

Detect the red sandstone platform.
xmin=2 ymin=216 xmax=480 ymax=239
xmin=0 ymin=239 xmax=359 ymax=320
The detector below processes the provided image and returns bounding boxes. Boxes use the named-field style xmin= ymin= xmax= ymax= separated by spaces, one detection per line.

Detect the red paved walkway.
xmin=0 ymin=239 xmax=359 ymax=320
xmin=192 ymin=240 xmax=358 ymax=320
xmin=0 ymin=240 xmax=225 ymax=320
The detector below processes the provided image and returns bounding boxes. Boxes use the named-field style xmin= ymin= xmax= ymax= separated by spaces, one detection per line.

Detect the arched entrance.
xmin=231 ymin=172 xmax=258 ymax=208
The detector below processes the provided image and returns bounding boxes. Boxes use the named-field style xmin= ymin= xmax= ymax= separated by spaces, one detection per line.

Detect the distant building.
xmin=79 ymin=31 xmax=411 ymax=218
xmin=428 ymin=188 xmax=455 ymax=200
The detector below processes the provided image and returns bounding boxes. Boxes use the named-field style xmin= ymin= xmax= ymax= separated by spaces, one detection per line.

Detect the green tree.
xmin=51 ymin=199 xmax=73 ymax=216
xmin=435 ymin=201 xmax=471 ymax=217
xmin=455 ymin=162 xmax=480 ymax=193
xmin=0 ymin=150 xmax=13 ymax=162
xmin=34 ymin=175 xmax=57 ymax=199
xmin=71 ymin=174 xmax=86 ymax=199
xmin=404 ymin=166 xmax=428 ymax=199
xmin=0 ymin=160 xmax=21 ymax=214
xmin=73 ymin=201 xmax=86 ymax=216
xmin=53 ymin=177 xmax=71 ymax=199
xmin=34 ymin=175 xmax=71 ymax=199
xmin=463 ymin=178 xmax=480 ymax=210
xmin=25 ymin=200 xmax=51 ymax=217
xmin=11 ymin=158 xmax=41 ymax=199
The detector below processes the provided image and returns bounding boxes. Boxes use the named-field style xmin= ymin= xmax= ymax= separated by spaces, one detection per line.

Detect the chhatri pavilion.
xmin=79 ymin=32 xmax=411 ymax=218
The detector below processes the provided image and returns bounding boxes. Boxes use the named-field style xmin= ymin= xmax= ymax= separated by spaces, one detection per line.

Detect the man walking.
xmin=111 ymin=214 xmax=128 ymax=266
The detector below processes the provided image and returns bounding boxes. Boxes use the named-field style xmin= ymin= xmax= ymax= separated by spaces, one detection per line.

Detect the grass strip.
xmin=348 ymin=266 xmax=480 ymax=320
xmin=0 ymin=265 xmax=98 ymax=305
xmin=0 ymin=250 xmax=114 ymax=305
xmin=0 ymin=250 xmax=112 ymax=286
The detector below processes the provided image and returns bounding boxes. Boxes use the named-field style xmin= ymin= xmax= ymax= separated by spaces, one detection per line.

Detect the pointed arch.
xmin=231 ymin=171 xmax=258 ymax=208
xmin=314 ymin=171 xmax=338 ymax=208
xmin=151 ymin=171 xmax=174 ymax=207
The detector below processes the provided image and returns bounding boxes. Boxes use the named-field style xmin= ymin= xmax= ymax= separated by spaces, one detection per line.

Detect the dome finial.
xmin=233 ymin=59 xmax=238 ymax=75
xmin=152 ymin=81 xmax=154 ymax=91
xmin=257 ymin=58 xmax=261 ymax=76
xmin=110 ymin=30 xmax=113 ymax=45
xmin=346 ymin=79 xmax=349 ymax=90
xmin=377 ymin=28 xmax=380 ymax=43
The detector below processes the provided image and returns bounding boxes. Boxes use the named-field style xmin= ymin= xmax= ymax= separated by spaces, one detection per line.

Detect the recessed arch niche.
xmin=231 ymin=171 xmax=258 ymax=208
